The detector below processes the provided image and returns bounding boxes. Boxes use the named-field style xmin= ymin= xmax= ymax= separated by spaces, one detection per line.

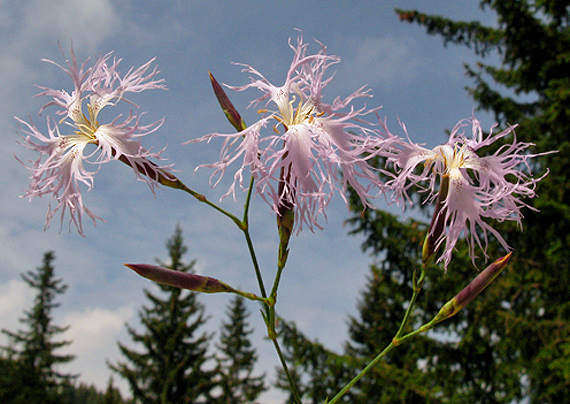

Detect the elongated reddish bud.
xmin=432 ymin=252 xmax=512 ymax=324
xmin=125 ymin=263 xmax=236 ymax=294
xmin=209 ymin=71 xmax=246 ymax=132
xmin=423 ymin=175 xmax=449 ymax=267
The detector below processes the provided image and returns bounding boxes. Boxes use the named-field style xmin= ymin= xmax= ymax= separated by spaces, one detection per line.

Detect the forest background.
xmin=1 ymin=1 xmax=568 ymax=403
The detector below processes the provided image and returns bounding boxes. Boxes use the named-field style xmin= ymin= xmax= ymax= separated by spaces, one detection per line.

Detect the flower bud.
xmin=276 ymin=161 xmax=295 ymax=268
xmin=209 ymin=71 xmax=246 ymax=132
xmin=422 ymin=175 xmax=449 ymax=267
xmin=432 ymin=252 xmax=512 ymax=324
xmin=125 ymin=263 xmax=236 ymax=294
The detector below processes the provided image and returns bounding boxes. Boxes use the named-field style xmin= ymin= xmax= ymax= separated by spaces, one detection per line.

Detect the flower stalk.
xmin=18 ymin=38 xmax=550 ymax=404
xmin=124 ymin=263 xmax=268 ymax=303
xmin=422 ymin=174 xmax=449 ymax=268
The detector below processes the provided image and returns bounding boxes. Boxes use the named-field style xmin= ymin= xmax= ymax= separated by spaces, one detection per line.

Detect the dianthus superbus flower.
xmin=192 ymin=37 xmax=391 ymax=231
xmin=384 ymin=117 xmax=548 ymax=269
xmin=17 ymin=46 xmax=168 ymax=235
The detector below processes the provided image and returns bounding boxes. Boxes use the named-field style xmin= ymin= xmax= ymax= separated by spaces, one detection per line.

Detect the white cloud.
xmin=20 ymin=0 xmax=120 ymax=52
xmin=349 ymin=36 xmax=418 ymax=90
xmin=61 ymin=305 xmax=136 ymax=389
xmin=0 ymin=0 xmax=120 ymax=123
xmin=63 ymin=306 xmax=135 ymax=353
xmin=0 ymin=279 xmax=32 ymax=334
xmin=0 ymin=3 xmax=502 ymax=403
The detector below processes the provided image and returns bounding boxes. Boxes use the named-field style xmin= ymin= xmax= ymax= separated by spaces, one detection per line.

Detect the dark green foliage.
xmin=59 ymin=379 xmax=131 ymax=404
xmin=214 ymin=296 xmax=266 ymax=404
xmin=0 ymin=352 xmax=22 ymax=402
xmin=281 ymin=2 xmax=570 ymax=402
xmin=101 ymin=378 xmax=129 ymax=404
xmin=394 ymin=2 xmax=570 ymax=402
xmin=338 ymin=2 xmax=570 ymax=403
xmin=345 ymin=271 xmax=437 ymax=403
xmin=101 ymin=378 xmax=130 ymax=404
xmin=110 ymin=226 xmax=216 ymax=404
xmin=275 ymin=321 xmax=352 ymax=404
xmin=276 ymin=268 xmax=443 ymax=404
xmin=0 ymin=251 xmax=75 ymax=404
xmin=275 ymin=212 xmax=445 ymax=403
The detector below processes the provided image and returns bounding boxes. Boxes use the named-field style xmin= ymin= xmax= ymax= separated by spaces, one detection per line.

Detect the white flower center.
xmin=265 ymin=88 xmax=322 ymax=132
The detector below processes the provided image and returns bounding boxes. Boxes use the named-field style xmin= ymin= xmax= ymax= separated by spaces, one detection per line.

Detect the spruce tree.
xmin=342 ymin=2 xmax=570 ymax=403
xmin=0 ymin=352 xmax=20 ymax=401
xmin=102 ymin=377 xmax=128 ymax=404
xmin=58 ymin=378 xmax=131 ymax=404
xmin=394 ymin=3 xmax=570 ymax=402
xmin=344 ymin=262 xmax=441 ymax=403
xmin=214 ymin=296 xmax=265 ymax=404
xmin=0 ymin=251 xmax=75 ymax=404
xmin=275 ymin=321 xmax=352 ymax=404
xmin=110 ymin=226 xmax=216 ymax=404
xmin=276 ymin=212 xmax=442 ymax=403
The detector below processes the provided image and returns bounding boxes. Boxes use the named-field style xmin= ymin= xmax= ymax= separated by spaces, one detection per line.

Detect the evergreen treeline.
xmin=0 ymin=251 xmax=134 ymax=404
xmin=0 ymin=227 xmax=266 ymax=404
xmin=276 ymin=1 xmax=570 ymax=404
xmin=0 ymin=251 xmax=77 ymax=404
xmin=3 ymin=3 xmax=568 ymax=402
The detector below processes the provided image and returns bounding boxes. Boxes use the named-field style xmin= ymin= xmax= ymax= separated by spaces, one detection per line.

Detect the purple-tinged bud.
xmin=125 ymin=263 xmax=235 ymax=294
xmin=423 ymin=175 xmax=449 ymax=268
xmin=432 ymin=252 xmax=512 ymax=324
xmin=276 ymin=160 xmax=295 ymax=269
xmin=209 ymin=71 xmax=246 ymax=132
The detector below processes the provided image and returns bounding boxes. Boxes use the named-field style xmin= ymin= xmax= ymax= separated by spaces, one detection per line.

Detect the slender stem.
xmin=329 ymin=262 xmax=427 ymax=403
xmin=272 ymin=337 xmax=303 ymax=404
xmin=124 ymin=159 xmax=273 ymax=302
xmin=118 ymin=156 xmax=245 ymax=229
xmin=174 ymin=180 xmax=245 ymax=230
xmin=393 ymin=264 xmax=426 ymax=343
xmin=229 ymin=288 xmax=271 ymax=305
xmin=235 ymin=176 xmax=300 ymax=404
xmin=270 ymin=259 xmax=287 ymax=300
xmin=119 ymin=157 xmax=304 ymax=401
xmin=241 ymin=176 xmax=269 ymax=301
xmin=243 ymin=175 xmax=256 ymax=223
xmin=392 ymin=322 xmax=435 ymax=346
xmin=327 ymin=342 xmax=396 ymax=404
xmin=243 ymin=230 xmax=269 ymax=300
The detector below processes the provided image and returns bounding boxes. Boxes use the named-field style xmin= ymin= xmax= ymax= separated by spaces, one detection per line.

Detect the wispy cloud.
xmin=0 ymin=279 xmax=33 ymax=332
xmin=61 ymin=305 xmax=136 ymax=391
xmin=1 ymin=3 xmax=496 ymax=403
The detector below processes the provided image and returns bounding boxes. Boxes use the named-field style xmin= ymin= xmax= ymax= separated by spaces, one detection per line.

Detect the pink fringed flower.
xmin=384 ymin=117 xmax=548 ymax=269
xmin=192 ymin=37 xmax=391 ymax=231
xmin=17 ymin=46 xmax=168 ymax=235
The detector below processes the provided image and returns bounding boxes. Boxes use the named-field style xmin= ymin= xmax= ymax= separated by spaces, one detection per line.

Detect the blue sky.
xmin=0 ymin=1 xmax=498 ymax=402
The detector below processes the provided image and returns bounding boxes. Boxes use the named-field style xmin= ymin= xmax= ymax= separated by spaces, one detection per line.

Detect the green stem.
xmin=329 ymin=263 xmax=427 ymax=403
xmin=393 ymin=264 xmax=426 ymax=343
xmin=392 ymin=322 xmax=435 ymax=346
xmin=243 ymin=230 xmax=269 ymax=299
xmin=243 ymin=175 xmax=255 ymax=223
xmin=272 ymin=337 xmax=303 ymax=404
xmin=228 ymin=287 xmax=271 ymax=305
xmin=241 ymin=176 xmax=269 ymax=301
xmin=118 ymin=157 xmax=245 ymax=229
xmin=136 ymin=160 xmax=272 ymax=306
xmin=119 ymin=158 xmax=303 ymax=401
xmin=327 ymin=342 xmax=395 ymax=404
xmin=172 ymin=179 xmax=245 ymax=230
xmin=270 ymin=259 xmax=287 ymax=300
